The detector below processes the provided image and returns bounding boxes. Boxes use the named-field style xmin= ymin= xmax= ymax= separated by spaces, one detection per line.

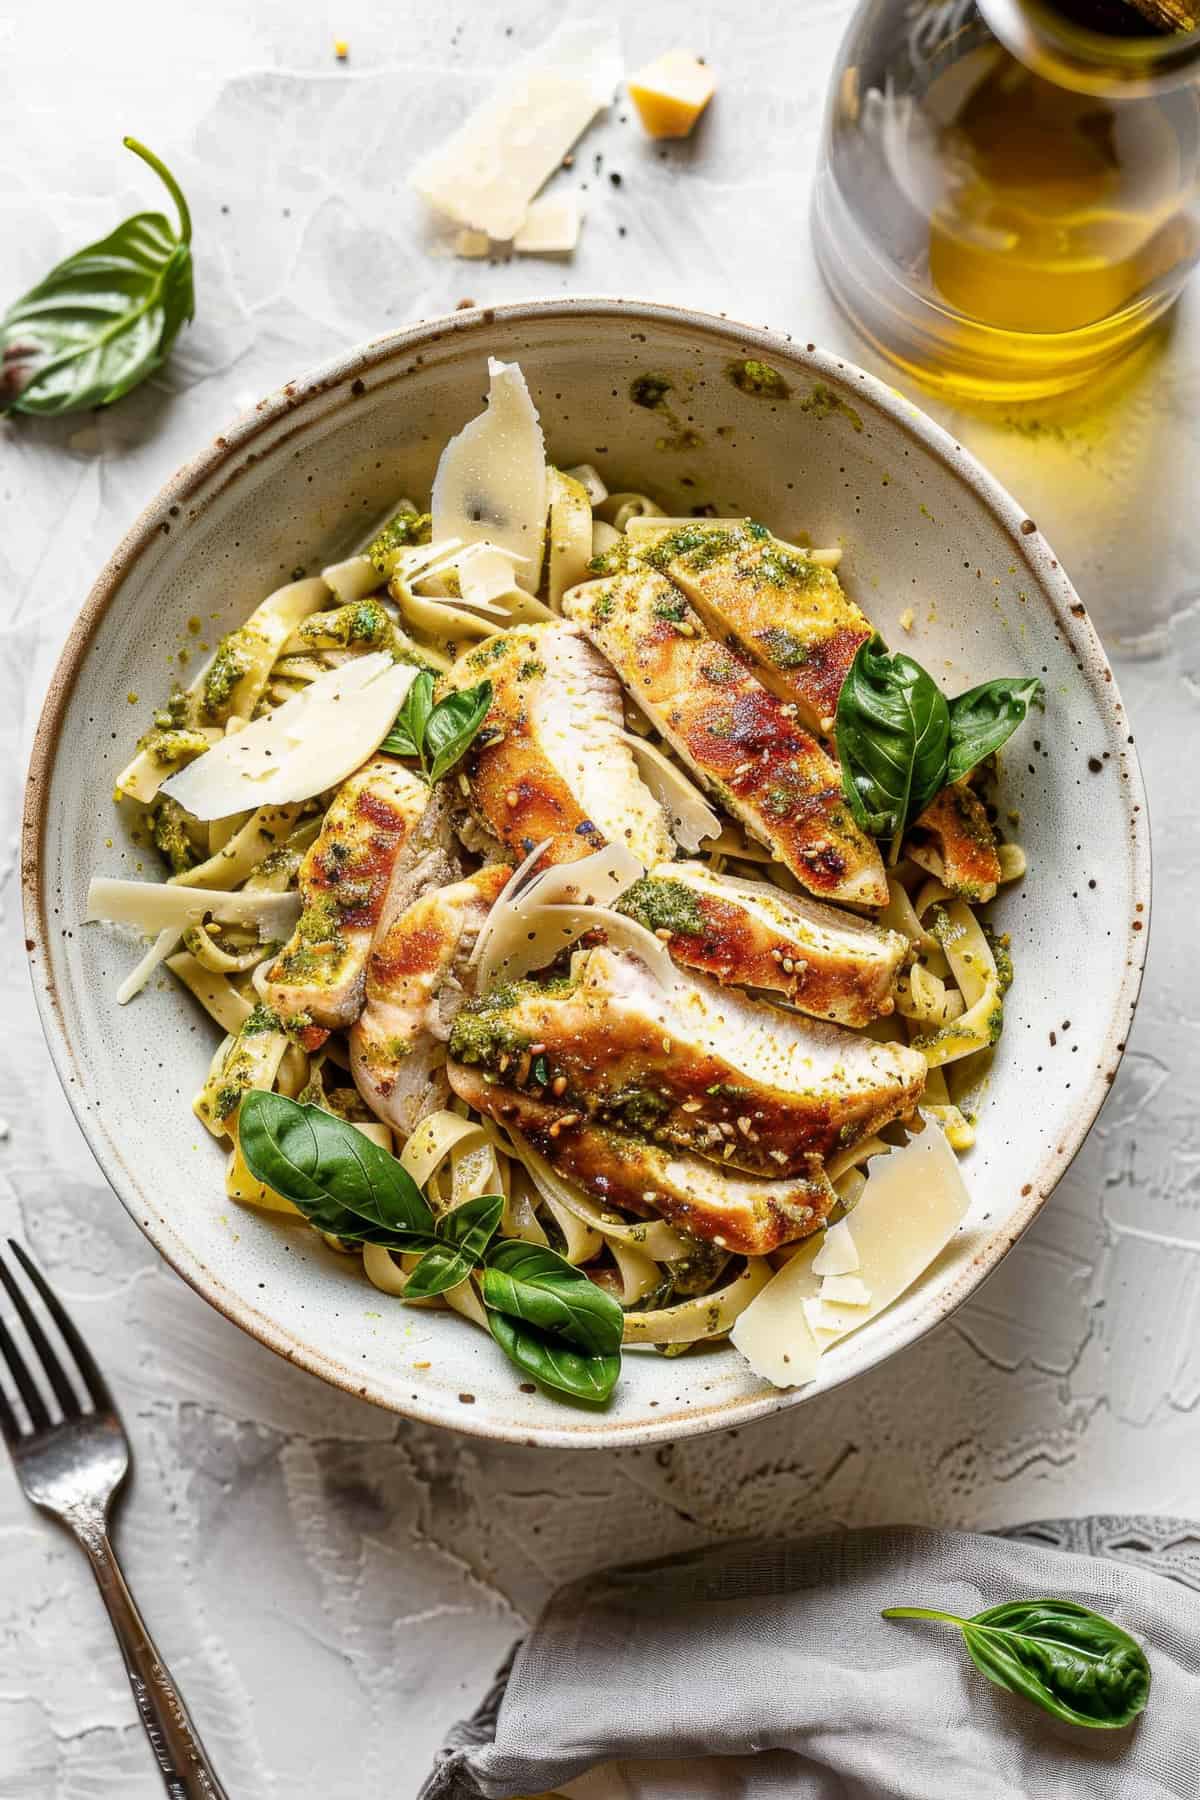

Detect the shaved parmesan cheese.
xmin=819 ymin=1273 xmax=872 ymax=1307
xmin=160 ymin=655 xmax=417 ymax=821
xmin=513 ymin=193 xmax=583 ymax=254
xmin=473 ymin=842 xmax=653 ymax=991
xmin=87 ymin=877 xmax=301 ymax=942
xmin=731 ymin=1119 xmax=970 ymax=1388
xmin=432 ymin=360 xmax=548 ymax=593
xmin=522 ymin=841 xmax=645 ymax=910
xmin=455 ymin=542 xmax=530 ymax=611
xmin=116 ymin=927 xmax=183 ymax=1004
xmin=811 ymin=1217 xmax=860 ymax=1277
xmin=409 ymin=20 xmax=622 ymax=240
xmin=622 ymin=732 xmax=720 ymax=853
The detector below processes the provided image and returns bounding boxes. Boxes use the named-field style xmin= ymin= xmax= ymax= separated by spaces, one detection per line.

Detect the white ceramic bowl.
xmin=22 ymin=301 xmax=1149 ymax=1448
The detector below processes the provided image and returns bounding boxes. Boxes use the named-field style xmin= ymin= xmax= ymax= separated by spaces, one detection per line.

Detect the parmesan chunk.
xmin=513 ymin=193 xmax=583 ymax=254
xmin=409 ymin=20 xmax=621 ymax=240
xmin=160 ymin=655 xmax=417 ymax=821
xmin=731 ymin=1119 xmax=970 ymax=1388
xmin=454 ymin=228 xmax=491 ymax=258
xmin=628 ymin=49 xmax=715 ymax=140
xmin=811 ymin=1217 xmax=860 ymax=1277
xmin=819 ymin=1273 xmax=872 ymax=1307
xmin=431 ymin=360 xmax=548 ymax=594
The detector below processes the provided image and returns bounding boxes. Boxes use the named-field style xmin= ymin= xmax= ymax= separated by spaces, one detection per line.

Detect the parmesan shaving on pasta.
xmin=161 ymin=655 xmax=418 ymax=820
xmin=431 ymin=360 xmax=548 ymax=592
xmin=621 ymin=732 xmax=720 ymax=852
xmin=472 ymin=839 xmax=643 ymax=989
xmin=86 ymin=877 xmax=300 ymax=942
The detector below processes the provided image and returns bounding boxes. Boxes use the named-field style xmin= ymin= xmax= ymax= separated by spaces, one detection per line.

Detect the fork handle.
xmin=77 ymin=1523 xmax=230 ymax=1798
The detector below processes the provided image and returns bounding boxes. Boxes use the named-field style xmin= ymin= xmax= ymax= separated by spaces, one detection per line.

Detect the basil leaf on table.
xmin=238 ymin=1090 xmax=435 ymax=1245
xmin=946 ymin=677 xmax=1044 ymax=785
xmin=882 ymin=1598 xmax=1150 ymax=1729
xmin=380 ymin=669 xmax=435 ymax=760
xmin=481 ymin=1240 xmax=625 ymax=1356
xmin=424 ymin=681 xmax=494 ymax=785
xmin=835 ymin=636 xmax=950 ymax=846
xmin=2 ymin=138 xmax=194 ymax=417
xmin=403 ymin=1192 xmax=505 ymax=1299
xmin=486 ymin=1310 xmax=621 ymax=1404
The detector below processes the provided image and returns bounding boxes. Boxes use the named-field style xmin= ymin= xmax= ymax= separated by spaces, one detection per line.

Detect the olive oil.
xmin=813 ymin=0 xmax=1200 ymax=400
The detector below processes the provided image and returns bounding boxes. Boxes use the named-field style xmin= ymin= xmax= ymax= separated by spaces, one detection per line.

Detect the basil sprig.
xmin=381 ymin=670 xmax=493 ymax=785
xmin=882 ymin=1599 xmax=1150 ymax=1729
xmin=2 ymin=138 xmax=194 ymax=418
xmin=238 ymin=1091 xmax=623 ymax=1402
xmin=835 ymin=636 xmax=1041 ymax=851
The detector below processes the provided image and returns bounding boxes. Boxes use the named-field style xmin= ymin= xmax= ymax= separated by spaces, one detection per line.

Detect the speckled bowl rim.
xmin=21 ymin=297 xmax=1151 ymax=1449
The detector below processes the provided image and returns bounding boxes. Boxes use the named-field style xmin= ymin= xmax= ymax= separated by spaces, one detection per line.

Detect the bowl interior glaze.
xmin=23 ymin=301 xmax=1148 ymax=1448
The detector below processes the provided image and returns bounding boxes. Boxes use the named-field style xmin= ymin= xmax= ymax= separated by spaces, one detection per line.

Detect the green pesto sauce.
xmin=466 ymin=635 xmax=514 ymax=671
xmin=984 ymin=924 xmax=1015 ymax=995
xmin=642 ymin=524 xmax=742 ymax=572
xmin=605 ymin=1086 xmax=671 ymax=1133
xmin=152 ymin=686 xmax=191 ymax=731
xmin=798 ymin=384 xmax=864 ymax=431
xmin=591 ymin=588 xmax=617 ymax=620
xmin=517 ymin=658 xmax=546 ymax=681
xmin=148 ymin=798 xmax=198 ymax=875
xmin=366 ymin=508 xmax=432 ymax=575
xmin=300 ymin=598 xmax=392 ymax=648
xmin=137 ymin=725 xmax=211 ymax=768
xmin=758 ymin=625 xmax=811 ymax=669
xmin=726 ymin=359 xmax=791 ymax=400
xmin=618 ymin=875 xmax=705 ymax=939
xmin=651 ymin=591 xmax=689 ymax=622
xmin=201 ymin=632 xmax=254 ymax=719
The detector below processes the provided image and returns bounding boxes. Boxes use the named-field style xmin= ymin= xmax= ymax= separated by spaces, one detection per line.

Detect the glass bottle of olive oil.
xmin=812 ymin=0 xmax=1200 ymax=399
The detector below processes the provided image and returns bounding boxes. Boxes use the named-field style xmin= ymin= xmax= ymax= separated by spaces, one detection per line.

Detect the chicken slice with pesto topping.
xmin=351 ymin=864 xmax=510 ymax=1138
xmin=618 ymin=860 xmax=906 ymax=1026
xmin=448 ymin=1062 xmax=836 ymax=1257
xmin=654 ymin=522 xmax=871 ymax=733
xmin=448 ymin=944 xmax=924 ymax=1178
xmin=262 ymin=758 xmax=434 ymax=1030
xmin=443 ymin=621 xmax=675 ymax=870
xmin=563 ymin=570 xmax=887 ymax=907
xmin=907 ymin=780 xmax=1001 ymax=903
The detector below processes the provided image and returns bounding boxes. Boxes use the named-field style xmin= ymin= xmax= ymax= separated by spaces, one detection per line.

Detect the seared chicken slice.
xmin=657 ymin=523 xmax=871 ymax=734
xmin=618 ymin=861 xmax=906 ymax=1026
xmin=263 ymin=758 xmax=432 ymax=1030
xmin=444 ymin=621 xmax=674 ymax=869
xmin=448 ymin=945 xmax=924 ymax=1176
xmin=351 ymin=864 xmax=510 ymax=1138
xmin=563 ymin=571 xmax=886 ymax=907
xmin=449 ymin=1065 xmax=835 ymax=1255
xmin=908 ymin=781 xmax=1000 ymax=902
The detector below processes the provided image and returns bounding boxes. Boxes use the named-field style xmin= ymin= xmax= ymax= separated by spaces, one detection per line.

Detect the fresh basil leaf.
xmin=882 ymin=1599 xmax=1150 ymax=1729
xmin=424 ymin=680 xmax=494 ymax=785
xmin=238 ymin=1090 xmax=435 ymax=1243
xmin=946 ymin=677 xmax=1044 ymax=786
xmin=1 ymin=138 xmax=194 ymax=418
xmin=835 ymin=636 xmax=949 ymax=842
xmin=486 ymin=1310 xmax=620 ymax=1404
xmin=439 ymin=1191 xmax=504 ymax=1260
xmin=402 ymin=1242 xmax=480 ymax=1299
xmin=482 ymin=1240 xmax=624 ymax=1356
xmin=381 ymin=669 xmax=435 ymax=761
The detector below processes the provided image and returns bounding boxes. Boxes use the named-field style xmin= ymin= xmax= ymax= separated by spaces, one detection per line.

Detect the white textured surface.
xmin=1 ymin=4 xmax=1197 ymax=1794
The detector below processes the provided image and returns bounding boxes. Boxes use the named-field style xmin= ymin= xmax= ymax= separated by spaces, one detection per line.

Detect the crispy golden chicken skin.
xmin=448 ymin=945 xmax=924 ymax=1178
xmin=350 ymin=864 xmax=510 ymax=1138
xmin=563 ymin=570 xmax=887 ymax=907
xmin=618 ymin=860 xmax=906 ymax=1026
xmin=263 ymin=759 xmax=433 ymax=1030
xmin=444 ymin=621 xmax=674 ymax=870
xmin=908 ymin=780 xmax=1000 ymax=902
xmin=657 ymin=523 xmax=871 ymax=733
xmin=448 ymin=1063 xmax=836 ymax=1256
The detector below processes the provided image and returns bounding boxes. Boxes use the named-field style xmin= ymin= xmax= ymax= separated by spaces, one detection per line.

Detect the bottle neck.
xmin=980 ymin=0 xmax=1200 ymax=93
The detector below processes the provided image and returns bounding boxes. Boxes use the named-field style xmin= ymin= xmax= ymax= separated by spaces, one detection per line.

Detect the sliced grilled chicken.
xmin=563 ymin=572 xmax=887 ymax=907
xmin=351 ymin=864 xmax=510 ymax=1138
xmin=908 ymin=780 xmax=1000 ymax=902
xmin=656 ymin=523 xmax=871 ymax=733
xmin=449 ymin=945 xmax=924 ymax=1176
xmin=618 ymin=861 xmax=906 ymax=1025
xmin=263 ymin=758 xmax=434 ymax=1030
xmin=443 ymin=621 xmax=675 ymax=869
xmin=449 ymin=1064 xmax=835 ymax=1255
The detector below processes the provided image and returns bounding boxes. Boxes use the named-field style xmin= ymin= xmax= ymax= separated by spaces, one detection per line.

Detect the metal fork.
xmin=0 ymin=1240 xmax=230 ymax=1798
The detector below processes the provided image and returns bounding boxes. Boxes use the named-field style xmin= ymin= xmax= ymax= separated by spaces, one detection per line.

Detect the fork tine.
xmin=0 ymin=1378 xmax=19 ymax=1450
xmin=0 ymin=1248 xmax=82 ymax=1422
xmin=8 ymin=1241 xmax=112 ymax=1413
xmin=0 ymin=1313 xmax=50 ymax=1433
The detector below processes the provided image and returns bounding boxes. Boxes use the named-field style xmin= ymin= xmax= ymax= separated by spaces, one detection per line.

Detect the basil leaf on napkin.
xmin=1 ymin=138 xmax=194 ymax=417
xmin=882 ymin=1598 xmax=1150 ymax=1728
